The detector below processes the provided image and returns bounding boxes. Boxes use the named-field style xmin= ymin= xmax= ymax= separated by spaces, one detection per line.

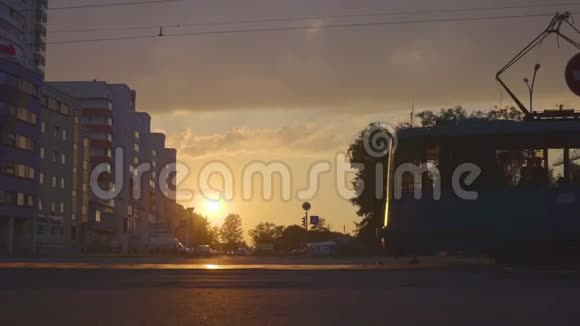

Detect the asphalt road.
xmin=1 ymin=257 xmax=579 ymax=325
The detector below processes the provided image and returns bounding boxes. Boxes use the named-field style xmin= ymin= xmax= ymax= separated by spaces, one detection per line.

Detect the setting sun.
xmin=204 ymin=200 xmax=224 ymax=217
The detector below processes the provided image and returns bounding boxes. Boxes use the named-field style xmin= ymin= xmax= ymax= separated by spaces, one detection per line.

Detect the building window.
xmin=1 ymin=162 xmax=34 ymax=179
xmin=61 ymin=153 xmax=66 ymax=165
xmin=51 ymin=202 xmax=56 ymax=213
xmin=95 ymin=210 xmax=101 ymax=223
xmin=134 ymin=131 xmax=140 ymax=139
xmin=52 ymin=176 xmax=56 ymax=188
xmin=48 ymin=97 xmax=59 ymax=111
xmin=17 ymin=79 xmax=39 ymax=97
xmin=4 ymin=134 xmax=35 ymax=152
xmin=12 ymin=193 xmax=33 ymax=207
xmin=40 ymin=147 xmax=45 ymax=159
xmin=41 ymin=122 xmax=46 ymax=133
xmin=53 ymin=151 xmax=58 ymax=162
xmin=60 ymin=202 xmax=64 ymax=214
xmin=61 ymin=104 xmax=69 ymax=116
xmin=60 ymin=178 xmax=65 ymax=189
xmin=84 ymin=139 xmax=89 ymax=147
xmin=54 ymin=126 xmax=60 ymax=138
xmin=38 ymin=200 xmax=43 ymax=211
xmin=16 ymin=107 xmax=37 ymax=125
xmin=62 ymin=129 xmax=67 ymax=141
xmin=134 ymin=143 xmax=140 ymax=152
xmin=39 ymin=172 xmax=44 ymax=184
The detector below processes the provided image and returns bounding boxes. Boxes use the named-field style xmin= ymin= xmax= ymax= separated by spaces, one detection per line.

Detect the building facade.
xmin=0 ymin=0 xmax=47 ymax=75
xmin=134 ymin=112 xmax=153 ymax=250
xmin=35 ymin=84 xmax=76 ymax=254
xmin=0 ymin=58 xmax=42 ymax=255
xmin=49 ymin=81 xmax=116 ymax=252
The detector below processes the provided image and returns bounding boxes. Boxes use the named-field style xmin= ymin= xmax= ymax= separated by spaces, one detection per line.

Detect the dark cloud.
xmin=46 ymin=0 xmax=580 ymax=113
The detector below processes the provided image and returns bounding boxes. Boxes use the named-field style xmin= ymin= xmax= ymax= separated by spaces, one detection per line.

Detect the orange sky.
xmin=45 ymin=0 xmax=580 ymax=236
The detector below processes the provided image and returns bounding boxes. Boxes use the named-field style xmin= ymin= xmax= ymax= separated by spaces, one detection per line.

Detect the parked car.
xmin=148 ymin=237 xmax=187 ymax=254
xmin=192 ymin=245 xmax=212 ymax=257
xmin=289 ymin=249 xmax=306 ymax=256
xmin=235 ymin=247 xmax=249 ymax=256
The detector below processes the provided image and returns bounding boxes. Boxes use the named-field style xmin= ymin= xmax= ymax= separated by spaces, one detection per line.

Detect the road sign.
xmin=310 ymin=216 xmax=320 ymax=226
xmin=302 ymin=202 xmax=311 ymax=211
xmin=565 ymin=53 xmax=580 ymax=96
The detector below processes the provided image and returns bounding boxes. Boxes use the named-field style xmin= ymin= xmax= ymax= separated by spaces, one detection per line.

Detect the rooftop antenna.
xmin=410 ymin=103 xmax=415 ymax=127
xmin=496 ymin=12 xmax=580 ymax=121
xmin=158 ymin=26 xmax=164 ymax=37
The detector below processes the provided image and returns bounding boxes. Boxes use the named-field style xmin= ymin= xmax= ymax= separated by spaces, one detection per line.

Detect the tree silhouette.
xmin=220 ymin=213 xmax=244 ymax=250
xmin=249 ymin=222 xmax=284 ymax=246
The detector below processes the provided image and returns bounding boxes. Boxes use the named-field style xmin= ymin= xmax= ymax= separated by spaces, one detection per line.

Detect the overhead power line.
xmin=8 ymin=0 xmax=182 ymax=12
xmin=49 ymin=1 xmax=580 ymax=34
xmin=49 ymin=0 xmax=183 ymax=10
xmin=45 ymin=11 xmax=580 ymax=45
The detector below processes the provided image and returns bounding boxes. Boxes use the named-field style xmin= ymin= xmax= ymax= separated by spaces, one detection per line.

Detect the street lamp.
xmin=524 ymin=64 xmax=541 ymax=113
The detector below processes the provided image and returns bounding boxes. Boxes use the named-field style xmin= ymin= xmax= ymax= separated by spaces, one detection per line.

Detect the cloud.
xmin=46 ymin=0 xmax=580 ymax=115
xmin=165 ymin=120 xmax=351 ymax=159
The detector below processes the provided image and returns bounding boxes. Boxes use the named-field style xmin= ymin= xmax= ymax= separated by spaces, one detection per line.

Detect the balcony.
xmin=89 ymin=139 xmax=113 ymax=149
xmin=86 ymin=124 xmax=113 ymax=134
xmin=82 ymin=108 xmax=112 ymax=118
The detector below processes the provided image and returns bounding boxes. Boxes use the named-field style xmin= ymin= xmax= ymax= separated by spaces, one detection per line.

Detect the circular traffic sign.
xmin=565 ymin=52 xmax=580 ymax=97
xmin=302 ymin=202 xmax=311 ymax=211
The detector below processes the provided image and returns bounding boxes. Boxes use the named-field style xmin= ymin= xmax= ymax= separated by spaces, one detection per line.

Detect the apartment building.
xmin=0 ymin=59 xmax=41 ymax=255
xmin=0 ymin=0 xmax=47 ymax=75
xmin=48 ymin=81 xmax=116 ymax=252
xmin=35 ymin=84 xmax=76 ymax=254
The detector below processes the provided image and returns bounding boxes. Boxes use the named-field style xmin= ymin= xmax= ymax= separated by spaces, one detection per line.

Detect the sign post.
xmin=301 ymin=202 xmax=311 ymax=231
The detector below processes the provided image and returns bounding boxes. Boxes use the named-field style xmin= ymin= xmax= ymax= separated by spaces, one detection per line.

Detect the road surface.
xmin=0 ymin=257 xmax=579 ymax=325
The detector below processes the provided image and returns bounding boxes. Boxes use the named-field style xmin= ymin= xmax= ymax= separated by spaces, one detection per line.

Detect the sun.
xmin=204 ymin=200 xmax=223 ymax=217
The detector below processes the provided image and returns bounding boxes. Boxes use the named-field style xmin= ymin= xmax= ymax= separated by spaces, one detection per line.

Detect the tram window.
xmin=496 ymin=150 xmax=526 ymax=187
xmin=547 ymin=148 xmax=565 ymax=187
xmin=569 ymin=149 xmax=580 ymax=185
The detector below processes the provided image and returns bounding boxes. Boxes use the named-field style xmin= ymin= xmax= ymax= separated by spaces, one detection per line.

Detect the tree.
xmin=220 ymin=214 xmax=244 ymax=250
xmin=275 ymin=225 xmax=307 ymax=253
xmin=347 ymin=122 xmax=389 ymax=254
xmin=347 ymin=106 xmax=524 ymax=253
xmin=249 ymin=222 xmax=284 ymax=246
xmin=207 ymin=225 xmax=221 ymax=248
xmin=310 ymin=217 xmax=330 ymax=232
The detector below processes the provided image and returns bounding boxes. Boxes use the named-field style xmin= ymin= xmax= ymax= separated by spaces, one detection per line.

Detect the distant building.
xmin=150 ymin=134 xmax=177 ymax=240
xmin=134 ymin=112 xmax=154 ymax=250
xmin=48 ymin=81 xmax=116 ymax=252
xmin=35 ymin=84 xmax=77 ymax=254
xmin=48 ymin=81 xmax=175 ymax=253
xmin=0 ymin=0 xmax=47 ymax=75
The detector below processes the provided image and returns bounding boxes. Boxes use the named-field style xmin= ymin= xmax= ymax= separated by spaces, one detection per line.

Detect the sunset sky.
xmin=45 ymin=0 xmax=580 ymax=236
